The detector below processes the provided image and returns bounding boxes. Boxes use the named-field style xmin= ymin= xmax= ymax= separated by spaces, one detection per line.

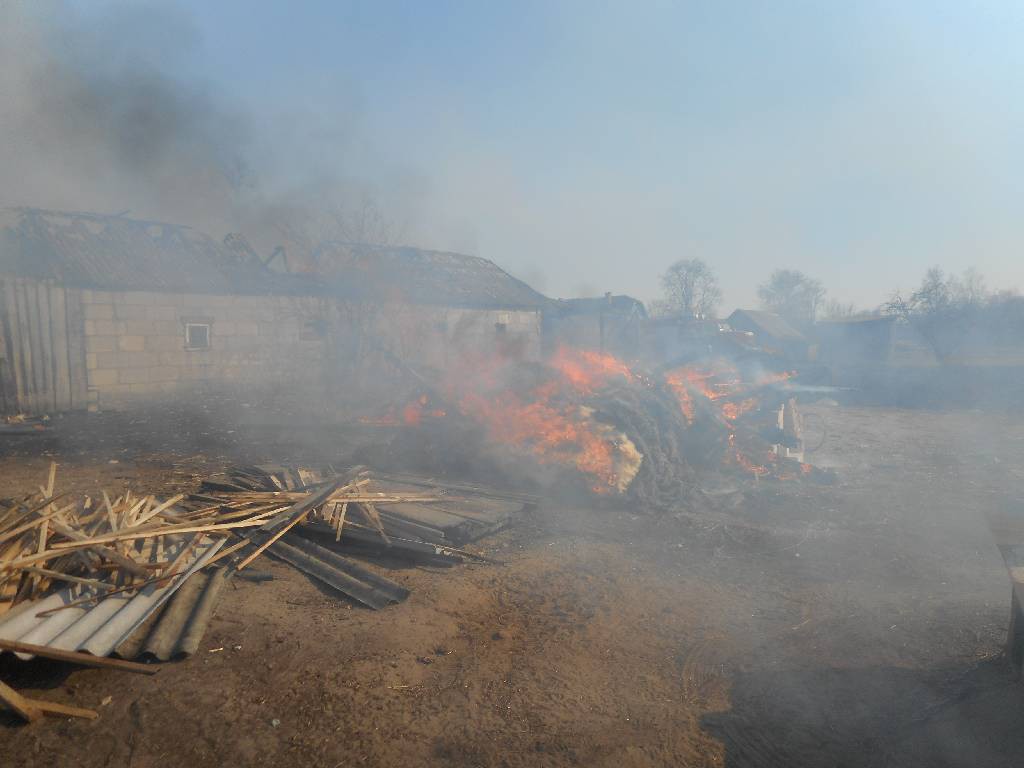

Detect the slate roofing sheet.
xmin=0 ymin=537 xmax=224 ymax=660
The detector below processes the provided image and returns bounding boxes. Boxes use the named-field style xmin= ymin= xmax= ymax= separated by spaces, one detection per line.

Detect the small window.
xmin=185 ymin=323 xmax=210 ymax=350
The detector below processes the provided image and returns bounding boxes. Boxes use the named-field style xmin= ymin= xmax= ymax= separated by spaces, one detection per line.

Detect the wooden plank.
xmin=1 ymin=281 xmax=25 ymax=414
xmin=27 ymin=696 xmax=98 ymax=720
xmin=63 ymin=288 xmax=88 ymax=409
xmin=0 ymin=282 xmax=11 ymax=416
xmin=234 ymin=511 xmax=308 ymax=571
xmin=49 ymin=284 xmax=72 ymax=411
xmin=0 ymin=679 xmax=43 ymax=722
xmin=24 ymin=281 xmax=47 ymax=412
xmin=0 ymin=639 xmax=160 ymax=675
xmin=35 ymin=281 xmax=56 ymax=413
xmin=13 ymin=281 xmax=35 ymax=413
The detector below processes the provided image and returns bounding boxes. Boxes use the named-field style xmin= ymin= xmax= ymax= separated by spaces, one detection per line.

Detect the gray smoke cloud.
xmin=0 ymin=2 xmax=258 ymax=231
xmin=0 ymin=0 xmax=400 ymax=254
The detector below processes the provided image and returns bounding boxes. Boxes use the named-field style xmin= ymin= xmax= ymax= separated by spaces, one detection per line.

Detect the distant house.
xmin=0 ymin=209 xmax=547 ymax=415
xmin=726 ymin=309 xmax=809 ymax=360
xmin=639 ymin=316 xmax=726 ymax=364
xmin=544 ymin=293 xmax=646 ymax=355
xmin=814 ymin=316 xmax=897 ymax=365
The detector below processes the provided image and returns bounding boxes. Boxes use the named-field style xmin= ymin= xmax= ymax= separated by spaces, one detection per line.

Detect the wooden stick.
xmin=235 ymin=512 xmax=308 ymax=572
xmin=45 ymin=518 xmax=152 ymax=578
xmin=0 ymin=639 xmax=159 ymax=675
xmin=45 ymin=461 xmax=57 ymax=499
xmin=20 ymin=567 xmax=115 ymax=591
xmin=335 ymin=502 xmax=348 ymax=542
xmin=1 ymin=519 xmax=269 ymax=567
xmin=0 ymin=679 xmax=42 ymax=722
xmin=28 ymin=696 xmax=98 ymax=720
xmin=0 ymin=493 xmax=36 ymax=532
xmin=360 ymin=502 xmax=391 ymax=546
xmin=158 ymin=534 xmax=203 ymax=586
xmin=200 ymin=537 xmax=251 ymax=569
xmin=33 ymin=567 xmax=190 ymax=618
xmin=134 ymin=494 xmax=185 ymax=526
xmin=0 ymin=500 xmax=76 ymax=548
xmin=102 ymin=491 xmax=118 ymax=534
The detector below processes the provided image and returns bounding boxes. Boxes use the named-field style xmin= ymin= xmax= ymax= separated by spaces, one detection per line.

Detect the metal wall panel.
xmin=0 ymin=278 xmax=87 ymax=416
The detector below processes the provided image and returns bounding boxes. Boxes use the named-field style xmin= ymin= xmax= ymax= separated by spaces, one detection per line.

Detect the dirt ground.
xmin=2 ymin=402 xmax=1024 ymax=767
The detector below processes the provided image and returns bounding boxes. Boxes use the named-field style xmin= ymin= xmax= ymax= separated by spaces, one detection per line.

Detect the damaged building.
xmin=543 ymin=293 xmax=647 ymax=356
xmin=0 ymin=209 xmax=546 ymax=415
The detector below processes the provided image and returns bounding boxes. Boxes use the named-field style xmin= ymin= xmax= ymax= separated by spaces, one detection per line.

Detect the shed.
xmin=726 ymin=309 xmax=809 ymax=360
xmin=0 ymin=209 xmax=547 ymax=415
xmin=544 ymin=293 xmax=647 ymax=355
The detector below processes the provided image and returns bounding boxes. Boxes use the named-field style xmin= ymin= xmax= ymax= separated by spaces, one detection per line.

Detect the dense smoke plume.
xmin=0 ymin=1 xmax=387 ymax=253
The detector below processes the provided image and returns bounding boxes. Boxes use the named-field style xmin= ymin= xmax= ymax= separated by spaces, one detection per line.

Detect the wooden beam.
xmin=234 ymin=511 xmax=308 ymax=572
xmin=13 ymin=280 xmax=35 ymax=414
xmin=0 ymin=679 xmax=43 ymax=722
xmin=0 ymin=639 xmax=159 ymax=675
xmin=29 ymin=696 xmax=98 ymax=720
xmin=35 ymin=281 xmax=56 ymax=413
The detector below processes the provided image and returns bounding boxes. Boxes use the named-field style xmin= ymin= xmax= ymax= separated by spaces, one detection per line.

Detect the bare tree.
xmin=272 ymin=193 xmax=403 ymax=273
xmin=757 ymin=269 xmax=825 ymax=326
xmin=656 ymin=259 xmax=722 ymax=319
xmin=821 ymin=299 xmax=860 ymax=320
xmin=949 ymin=266 xmax=988 ymax=307
xmin=883 ymin=266 xmax=991 ymax=362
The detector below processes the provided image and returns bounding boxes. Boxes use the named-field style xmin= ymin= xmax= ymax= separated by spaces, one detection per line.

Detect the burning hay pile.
xmin=369 ymin=347 xmax=817 ymax=511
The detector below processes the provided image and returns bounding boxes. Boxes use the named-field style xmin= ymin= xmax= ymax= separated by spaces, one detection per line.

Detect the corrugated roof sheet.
xmin=0 ymin=537 xmax=224 ymax=660
xmin=115 ymin=567 xmax=229 ymax=661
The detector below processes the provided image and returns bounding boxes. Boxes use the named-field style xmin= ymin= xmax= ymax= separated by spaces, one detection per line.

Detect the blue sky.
xmin=42 ymin=2 xmax=1024 ymax=309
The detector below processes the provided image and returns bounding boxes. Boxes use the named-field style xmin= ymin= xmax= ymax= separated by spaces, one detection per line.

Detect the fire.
xmin=453 ymin=353 xmax=642 ymax=493
xmin=721 ymin=397 xmax=758 ymax=422
xmin=664 ymin=361 xmax=751 ymax=423
xmin=402 ymin=395 xmax=446 ymax=426
xmin=728 ymin=434 xmax=769 ymax=476
xmin=360 ymin=394 xmax=445 ymax=427
xmin=365 ymin=345 xmax=804 ymax=494
xmin=547 ymin=346 xmax=636 ymax=394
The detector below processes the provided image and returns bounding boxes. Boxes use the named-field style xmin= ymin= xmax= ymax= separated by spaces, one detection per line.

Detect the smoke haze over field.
xmin=2 ymin=0 xmax=1023 ymax=310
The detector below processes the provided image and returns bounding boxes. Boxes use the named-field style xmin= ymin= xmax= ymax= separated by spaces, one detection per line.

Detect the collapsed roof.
xmin=0 ymin=209 xmax=549 ymax=310
xmin=308 ymin=242 xmax=549 ymax=310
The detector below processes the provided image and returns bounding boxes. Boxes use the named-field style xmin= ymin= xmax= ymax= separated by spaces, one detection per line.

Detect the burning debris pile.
xmin=367 ymin=346 xmax=818 ymax=511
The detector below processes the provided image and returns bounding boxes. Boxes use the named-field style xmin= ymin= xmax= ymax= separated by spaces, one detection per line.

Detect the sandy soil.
xmin=1 ymin=403 xmax=1023 ymax=767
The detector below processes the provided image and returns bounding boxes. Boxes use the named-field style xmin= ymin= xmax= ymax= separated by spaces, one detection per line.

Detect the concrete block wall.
xmin=79 ymin=289 xmax=328 ymax=409
xmin=75 ymin=288 xmax=543 ymax=411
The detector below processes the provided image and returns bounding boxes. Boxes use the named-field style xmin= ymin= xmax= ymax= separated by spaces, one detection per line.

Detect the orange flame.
xmin=547 ymin=346 xmax=636 ymax=394
xmin=370 ymin=347 xmax=800 ymax=493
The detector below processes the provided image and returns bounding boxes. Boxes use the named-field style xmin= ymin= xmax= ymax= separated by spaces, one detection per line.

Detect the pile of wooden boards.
xmin=0 ymin=463 xmax=533 ymax=723
xmin=0 ymin=463 xmax=289 ymax=615
xmin=195 ymin=465 xmax=536 ymax=552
